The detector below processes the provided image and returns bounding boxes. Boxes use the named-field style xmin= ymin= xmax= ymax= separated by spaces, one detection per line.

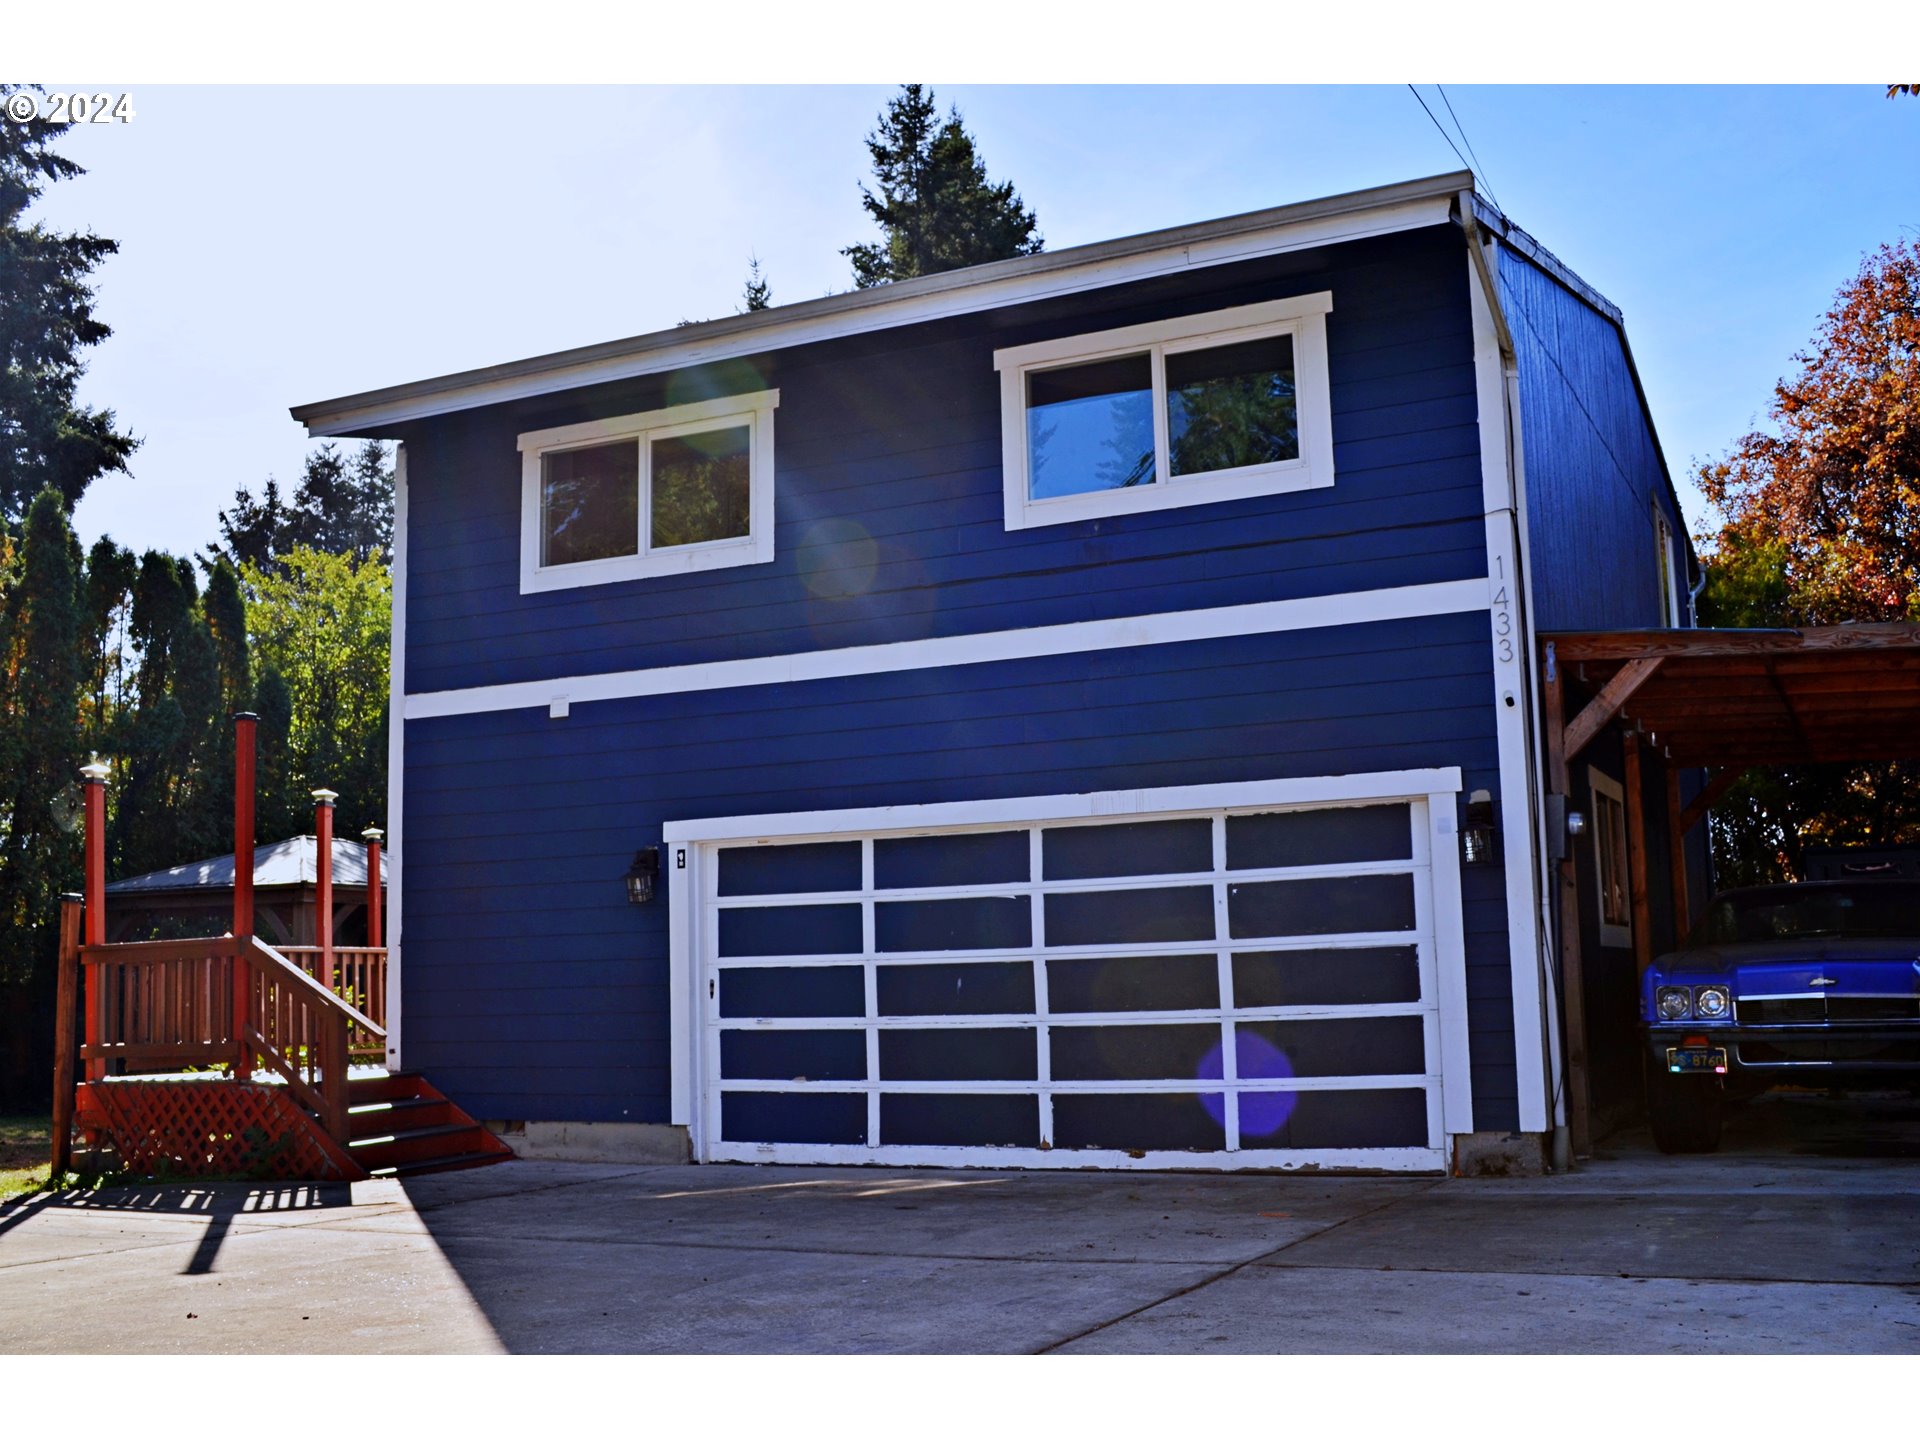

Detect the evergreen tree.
xmin=202 ymin=559 xmax=251 ymax=713
xmin=0 ymin=489 xmax=82 ymax=996
xmin=843 ymin=85 xmax=1042 ymax=289
xmin=0 ymin=89 xmax=137 ymax=519
xmin=210 ymin=440 xmax=394 ymax=570
xmin=742 ymin=255 xmax=773 ymax=312
xmin=80 ymin=536 xmax=136 ymax=746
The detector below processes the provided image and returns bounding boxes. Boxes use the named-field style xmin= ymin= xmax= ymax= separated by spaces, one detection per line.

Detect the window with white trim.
xmin=993 ymin=295 xmax=1335 ymax=531
xmin=1653 ymin=505 xmax=1681 ymax=626
xmin=518 ymin=389 xmax=778 ymax=593
xmin=1588 ymin=767 xmax=1632 ymax=949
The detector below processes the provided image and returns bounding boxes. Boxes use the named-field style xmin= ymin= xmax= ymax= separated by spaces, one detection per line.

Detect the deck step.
xmin=349 ymin=1121 xmax=494 ymax=1167
xmin=348 ymin=1095 xmax=454 ymax=1137
xmin=366 ymin=1150 xmax=513 ymax=1179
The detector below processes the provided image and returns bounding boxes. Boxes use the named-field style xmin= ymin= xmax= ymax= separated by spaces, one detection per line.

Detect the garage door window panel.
xmin=881 ymin=1093 xmax=1040 ymax=1148
xmin=722 ymin=1092 xmax=867 ymax=1146
xmin=1045 ymin=885 xmax=1216 ymax=946
xmin=1226 ymin=805 xmax=1413 ymax=870
xmin=877 ymin=961 xmax=1036 ymax=1017
xmin=874 ymin=830 xmax=1029 ymax=889
xmin=1232 ymin=946 xmax=1423 ymax=1009
xmin=720 ymin=1028 xmax=867 ymax=1082
xmin=878 ymin=1027 xmax=1038 ymax=1082
xmin=1050 ymin=1022 xmax=1222 ymax=1081
xmin=1046 ymin=953 xmax=1220 ymax=1014
xmin=874 ymin=895 xmax=1032 ymax=952
xmin=718 ymin=903 xmax=864 ymax=958
xmin=1042 ymin=818 xmax=1213 ymax=880
xmin=1053 ymin=1092 xmax=1227 ymax=1152
xmin=718 ymin=840 xmax=863 ymax=897
xmin=719 ymin=965 xmax=866 ymax=1019
xmin=1236 ymin=1016 xmax=1426 ymax=1079
xmin=1229 ymin=873 xmax=1417 ymax=939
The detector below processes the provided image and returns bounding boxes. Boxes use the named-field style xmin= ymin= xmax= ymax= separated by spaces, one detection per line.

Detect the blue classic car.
xmin=1641 ymin=880 xmax=1920 ymax=1152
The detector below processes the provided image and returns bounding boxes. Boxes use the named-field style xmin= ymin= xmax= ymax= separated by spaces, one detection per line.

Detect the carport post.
xmin=1542 ymin=647 xmax=1594 ymax=1158
xmin=1622 ymin=732 xmax=1653 ymax=977
xmin=1666 ymin=767 xmax=1690 ymax=942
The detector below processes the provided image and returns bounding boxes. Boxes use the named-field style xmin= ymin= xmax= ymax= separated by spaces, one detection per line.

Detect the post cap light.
xmin=362 ymin=826 xmax=384 ymax=844
xmin=312 ymin=788 xmax=339 ymax=804
xmin=1461 ymin=789 xmax=1496 ymax=866
xmin=79 ymin=754 xmax=111 ymax=782
xmin=625 ymin=847 xmax=661 ymax=905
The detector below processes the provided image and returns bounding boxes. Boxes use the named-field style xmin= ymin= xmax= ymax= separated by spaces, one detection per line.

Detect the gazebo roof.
xmin=106 ymin=835 xmax=381 ymax=897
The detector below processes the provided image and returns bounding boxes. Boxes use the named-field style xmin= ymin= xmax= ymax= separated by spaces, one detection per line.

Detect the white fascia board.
xmin=663 ymin=769 xmax=1463 ymax=844
xmin=404 ymin=576 xmax=1489 ymax=721
xmin=293 ymin=185 xmax=1461 ymax=437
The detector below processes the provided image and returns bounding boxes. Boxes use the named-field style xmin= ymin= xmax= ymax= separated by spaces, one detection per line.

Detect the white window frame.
xmin=1588 ymin=766 xmax=1632 ymax=950
xmin=517 ymin=388 xmax=779 ymax=594
xmin=1653 ymin=505 xmax=1682 ymax=627
xmin=993 ymin=294 xmax=1335 ymax=532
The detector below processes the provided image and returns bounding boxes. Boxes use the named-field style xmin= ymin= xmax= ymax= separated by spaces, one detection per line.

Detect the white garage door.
xmin=684 ymin=786 xmax=1460 ymax=1171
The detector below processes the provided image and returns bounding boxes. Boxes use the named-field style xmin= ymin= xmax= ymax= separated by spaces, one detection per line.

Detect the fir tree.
xmin=0 ymin=89 xmax=137 ymax=519
xmin=210 ymin=440 xmax=394 ymax=570
xmin=843 ymin=85 xmax=1042 ymax=289
xmin=741 ymin=255 xmax=773 ymax=312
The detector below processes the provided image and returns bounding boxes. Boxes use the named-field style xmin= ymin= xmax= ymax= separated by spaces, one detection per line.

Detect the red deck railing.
xmin=280 ymin=945 xmax=388 ymax=1062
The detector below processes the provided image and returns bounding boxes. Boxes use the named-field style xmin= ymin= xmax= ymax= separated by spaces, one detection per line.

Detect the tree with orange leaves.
xmin=1695 ymin=240 xmax=1920 ymax=884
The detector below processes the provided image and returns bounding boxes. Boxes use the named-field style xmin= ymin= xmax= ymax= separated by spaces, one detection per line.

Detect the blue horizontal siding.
xmin=398 ymin=612 xmax=1519 ymax=1134
xmin=400 ymin=225 xmax=1489 ymax=696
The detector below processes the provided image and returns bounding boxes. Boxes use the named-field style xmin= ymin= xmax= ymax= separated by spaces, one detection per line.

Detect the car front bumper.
xmin=1646 ymin=1025 xmax=1920 ymax=1072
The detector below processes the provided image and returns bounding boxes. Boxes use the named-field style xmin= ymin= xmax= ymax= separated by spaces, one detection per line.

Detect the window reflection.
xmin=1166 ymin=334 xmax=1298 ymax=477
xmin=651 ymin=426 xmax=751 ymax=548
xmin=541 ymin=440 xmax=639 ymax=566
xmin=1026 ymin=354 xmax=1156 ymax=499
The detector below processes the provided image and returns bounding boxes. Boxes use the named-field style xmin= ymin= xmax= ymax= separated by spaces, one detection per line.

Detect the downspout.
xmin=1462 ymin=197 xmax=1572 ymax=1171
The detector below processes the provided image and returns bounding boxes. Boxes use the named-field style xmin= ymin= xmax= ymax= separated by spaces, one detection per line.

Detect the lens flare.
xmin=1198 ymin=1032 xmax=1298 ymax=1139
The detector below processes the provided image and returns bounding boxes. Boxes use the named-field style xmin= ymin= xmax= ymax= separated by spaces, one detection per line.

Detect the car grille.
xmin=1734 ymin=995 xmax=1920 ymax=1026
xmin=1734 ymin=997 xmax=1824 ymax=1025
xmin=1737 ymin=1038 xmax=1920 ymax=1066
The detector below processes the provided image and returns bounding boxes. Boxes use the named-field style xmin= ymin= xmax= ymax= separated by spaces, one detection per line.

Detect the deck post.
xmin=313 ymin=790 xmax=338 ymax=994
xmin=51 ymin=894 xmax=82 ymax=1174
xmin=232 ymin=713 xmax=257 ymax=1081
xmin=362 ymin=826 xmax=383 ymax=949
xmin=80 ymin=758 xmax=109 ymax=1083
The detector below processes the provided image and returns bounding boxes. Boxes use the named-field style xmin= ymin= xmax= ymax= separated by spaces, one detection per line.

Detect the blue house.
xmin=292 ymin=171 xmax=1695 ymax=1176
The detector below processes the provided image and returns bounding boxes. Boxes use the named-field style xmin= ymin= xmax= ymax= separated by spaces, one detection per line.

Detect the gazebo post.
xmin=79 ymin=758 xmax=110 ymax=1084
xmin=313 ymin=789 xmax=338 ymax=993
xmin=362 ymin=826 xmax=384 ymax=949
xmin=232 ymin=713 xmax=257 ymax=1081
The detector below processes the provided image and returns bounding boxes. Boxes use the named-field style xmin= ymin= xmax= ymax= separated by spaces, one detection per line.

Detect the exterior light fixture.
xmin=1461 ymin=789 xmax=1496 ymax=866
xmin=312 ymin=788 xmax=339 ymax=804
xmin=361 ymin=826 xmax=384 ymax=844
xmin=625 ymin=847 xmax=661 ymax=905
xmin=79 ymin=754 xmax=112 ymax=782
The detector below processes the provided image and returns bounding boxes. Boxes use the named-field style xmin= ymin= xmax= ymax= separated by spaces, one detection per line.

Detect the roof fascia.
xmin=292 ymin=171 xmax=1469 ymax=437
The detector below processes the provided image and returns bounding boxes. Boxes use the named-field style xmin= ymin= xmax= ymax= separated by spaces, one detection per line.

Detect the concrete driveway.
xmin=4 ymin=1090 xmax=1918 ymax=1354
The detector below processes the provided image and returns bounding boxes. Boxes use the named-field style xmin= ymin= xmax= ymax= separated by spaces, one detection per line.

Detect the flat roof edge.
xmin=292 ymin=170 xmax=1472 ymax=436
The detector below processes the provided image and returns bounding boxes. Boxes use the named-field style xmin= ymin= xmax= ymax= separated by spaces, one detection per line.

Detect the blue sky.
xmin=32 ymin=84 xmax=1920 ymax=558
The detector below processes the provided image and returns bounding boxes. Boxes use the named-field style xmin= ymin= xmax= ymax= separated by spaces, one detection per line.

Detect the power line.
xmin=1405 ymin=85 xmax=1500 ymax=212
xmin=1437 ymin=85 xmax=1500 ymax=211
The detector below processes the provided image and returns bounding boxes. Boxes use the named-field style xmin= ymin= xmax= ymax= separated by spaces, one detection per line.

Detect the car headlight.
xmin=1694 ymin=986 xmax=1730 ymax=1020
xmin=1656 ymin=986 xmax=1693 ymax=1020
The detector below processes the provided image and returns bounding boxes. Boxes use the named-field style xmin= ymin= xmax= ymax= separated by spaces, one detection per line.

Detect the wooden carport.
xmin=1539 ymin=623 xmax=1920 ymax=1156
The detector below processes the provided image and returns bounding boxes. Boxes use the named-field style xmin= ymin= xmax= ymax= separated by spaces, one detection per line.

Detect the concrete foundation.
xmin=1451 ymin=1130 xmax=1550 ymax=1177
xmin=485 ymin=1120 xmax=689 ymax=1165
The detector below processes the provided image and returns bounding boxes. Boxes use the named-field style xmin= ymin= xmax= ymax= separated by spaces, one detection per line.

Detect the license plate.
xmin=1667 ymin=1047 xmax=1728 ymax=1074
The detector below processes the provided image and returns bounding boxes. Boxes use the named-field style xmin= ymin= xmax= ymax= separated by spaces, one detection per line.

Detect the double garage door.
xmin=691 ymin=796 xmax=1451 ymax=1169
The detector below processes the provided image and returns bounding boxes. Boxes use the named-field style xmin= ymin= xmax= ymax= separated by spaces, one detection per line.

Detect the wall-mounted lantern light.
xmin=1462 ymin=789 xmax=1496 ymax=866
xmin=625 ymin=847 xmax=661 ymax=905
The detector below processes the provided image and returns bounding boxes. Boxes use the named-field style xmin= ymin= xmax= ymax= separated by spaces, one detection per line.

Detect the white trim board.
xmin=663 ymin=768 xmax=1462 ymax=844
xmin=385 ymin=443 xmax=408 ymax=1070
xmin=405 ymin=576 xmax=1489 ymax=720
xmin=294 ymin=181 xmax=1462 ymax=436
xmin=1467 ymin=244 xmax=1552 ymax=1136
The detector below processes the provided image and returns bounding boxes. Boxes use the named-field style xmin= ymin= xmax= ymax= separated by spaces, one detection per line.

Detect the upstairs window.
xmin=1653 ymin=506 xmax=1682 ymax=626
xmin=518 ymin=390 xmax=778 ymax=593
xmin=993 ymin=294 xmax=1334 ymax=531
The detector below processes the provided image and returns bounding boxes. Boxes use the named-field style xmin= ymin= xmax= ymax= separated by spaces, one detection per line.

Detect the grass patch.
xmin=0 ymin=1115 xmax=52 ymax=1200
